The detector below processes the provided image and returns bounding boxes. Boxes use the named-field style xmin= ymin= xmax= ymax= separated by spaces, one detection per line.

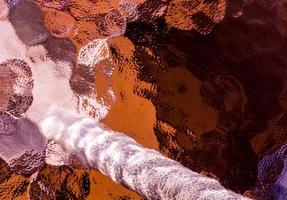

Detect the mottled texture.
xmin=165 ymin=0 xmax=227 ymax=34
xmin=43 ymin=8 xmax=76 ymax=38
xmin=0 ymin=59 xmax=33 ymax=117
xmin=1 ymin=0 xmax=287 ymax=199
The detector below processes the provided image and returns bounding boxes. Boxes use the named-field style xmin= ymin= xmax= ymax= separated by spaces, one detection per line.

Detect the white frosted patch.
xmin=45 ymin=141 xmax=69 ymax=166
xmin=77 ymin=39 xmax=109 ymax=68
xmin=0 ymin=21 xmax=27 ymax=62
xmin=77 ymin=93 xmax=109 ymax=121
xmin=25 ymin=48 xmax=77 ymax=123
xmin=0 ymin=21 xmax=80 ymax=167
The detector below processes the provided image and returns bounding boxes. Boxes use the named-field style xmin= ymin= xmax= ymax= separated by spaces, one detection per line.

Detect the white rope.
xmin=41 ymin=108 xmax=250 ymax=200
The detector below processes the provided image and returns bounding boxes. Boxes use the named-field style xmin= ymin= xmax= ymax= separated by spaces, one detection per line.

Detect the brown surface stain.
xmin=97 ymin=37 xmax=159 ymax=149
xmin=69 ymin=19 xmax=107 ymax=49
xmin=87 ymin=171 xmax=143 ymax=200
xmin=70 ymin=0 xmax=115 ymax=17
xmin=157 ymin=67 xmax=219 ymax=137
xmin=68 ymin=12 xmax=125 ymax=50
xmin=165 ymin=0 xmax=226 ymax=34
xmin=251 ymin=130 xmax=270 ymax=156
xmin=42 ymin=8 xmax=76 ymax=38
xmin=251 ymin=113 xmax=287 ymax=157
xmin=0 ymin=159 xmax=29 ymax=200
xmin=28 ymin=165 xmax=90 ymax=200
xmin=0 ymin=175 xmax=30 ymax=200
xmin=37 ymin=0 xmax=126 ymax=51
